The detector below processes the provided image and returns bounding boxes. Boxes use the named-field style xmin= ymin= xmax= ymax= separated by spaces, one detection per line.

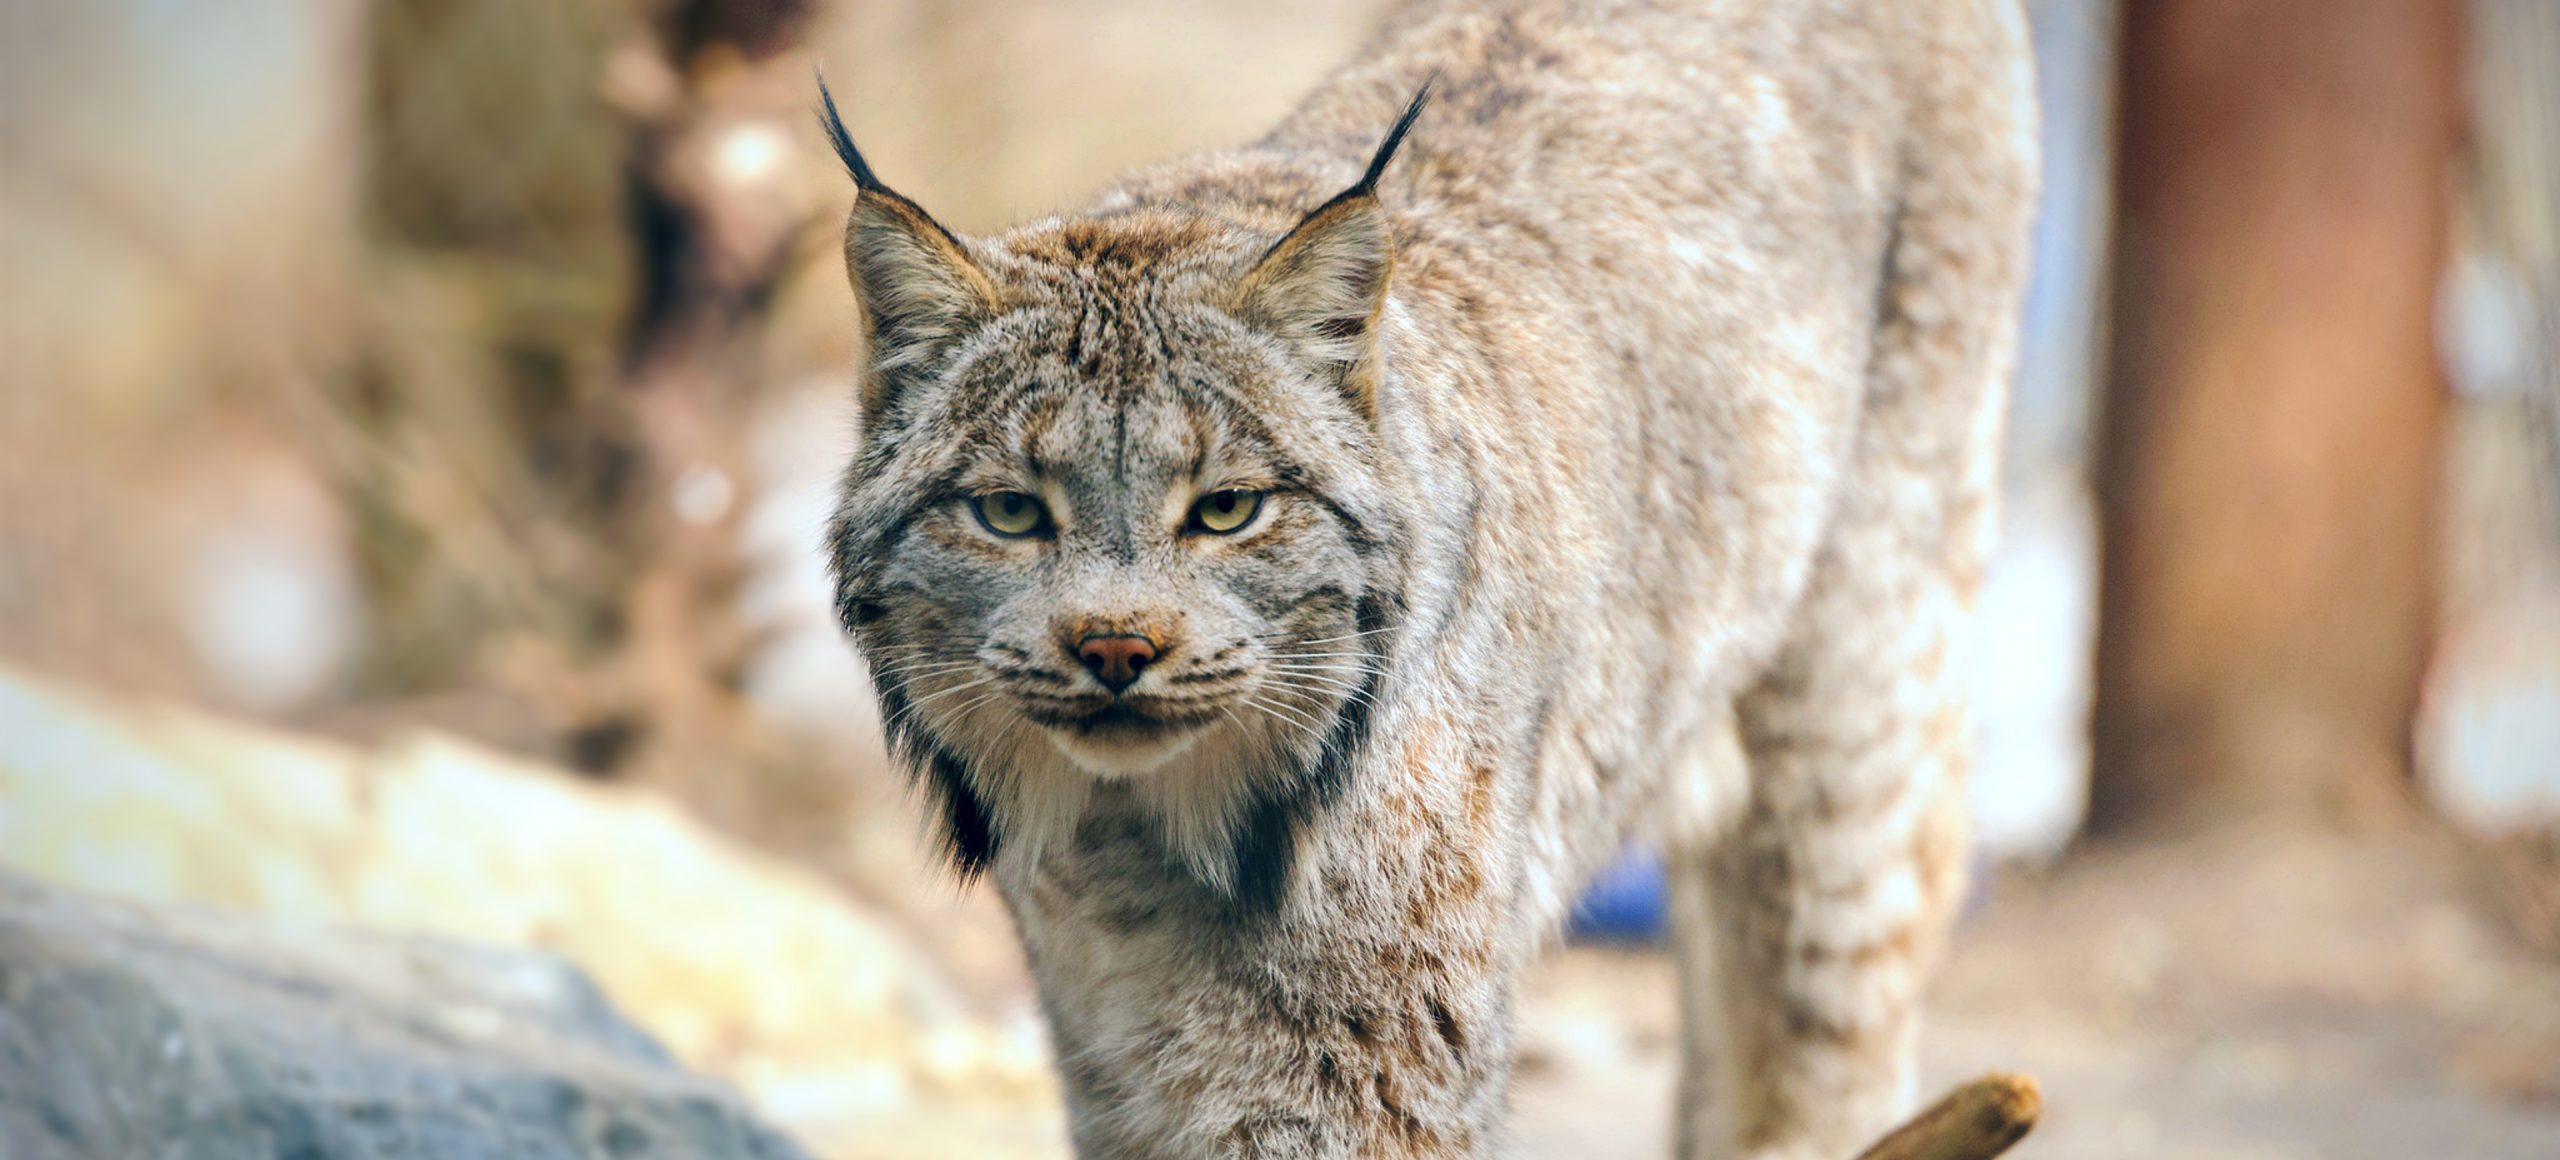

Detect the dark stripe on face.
xmin=1291 ymin=478 xmax=1383 ymax=556
xmin=1268 ymin=582 xmax=1351 ymax=622
xmin=1182 ymin=373 xmax=1385 ymax=554
xmin=842 ymin=370 xmax=1076 ymax=575
xmin=845 ymin=460 xmax=971 ymax=580
xmin=1224 ymin=589 xmax=1400 ymax=916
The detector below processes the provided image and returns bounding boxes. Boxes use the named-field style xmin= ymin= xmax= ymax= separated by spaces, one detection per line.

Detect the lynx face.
xmin=823 ymin=80 xmax=1431 ymax=884
xmin=822 ymin=86 xmax=1433 ymax=882
xmin=838 ymin=296 xmax=1386 ymax=782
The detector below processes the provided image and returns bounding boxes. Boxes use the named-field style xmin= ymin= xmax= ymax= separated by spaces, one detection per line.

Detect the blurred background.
xmin=1 ymin=0 xmax=2555 ymax=1156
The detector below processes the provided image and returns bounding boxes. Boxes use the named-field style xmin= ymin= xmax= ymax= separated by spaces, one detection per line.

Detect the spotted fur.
xmin=824 ymin=1 xmax=2035 ymax=1155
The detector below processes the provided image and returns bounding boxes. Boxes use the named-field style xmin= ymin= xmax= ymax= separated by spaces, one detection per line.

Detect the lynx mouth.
xmin=1072 ymin=703 xmax=1163 ymax=735
xmin=1027 ymin=696 xmax=1218 ymax=775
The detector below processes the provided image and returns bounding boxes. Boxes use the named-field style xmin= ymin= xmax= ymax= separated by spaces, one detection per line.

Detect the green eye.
xmin=1188 ymin=490 xmax=1265 ymax=535
xmin=970 ymin=491 xmax=1049 ymax=538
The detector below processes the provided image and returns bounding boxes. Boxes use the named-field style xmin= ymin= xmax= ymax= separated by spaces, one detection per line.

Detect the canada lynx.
xmin=824 ymin=0 xmax=2035 ymax=1155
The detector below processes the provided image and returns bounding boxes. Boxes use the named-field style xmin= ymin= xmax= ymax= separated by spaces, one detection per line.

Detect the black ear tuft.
xmin=1352 ymin=73 xmax=1438 ymax=196
xmin=1228 ymin=76 xmax=1435 ymax=417
xmin=820 ymin=70 xmax=995 ymax=412
xmin=815 ymin=65 xmax=881 ymax=191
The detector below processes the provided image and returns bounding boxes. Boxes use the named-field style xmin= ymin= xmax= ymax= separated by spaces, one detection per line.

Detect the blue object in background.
xmin=1566 ymin=849 xmax=1668 ymax=943
xmin=1567 ymin=848 xmax=2002 ymax=946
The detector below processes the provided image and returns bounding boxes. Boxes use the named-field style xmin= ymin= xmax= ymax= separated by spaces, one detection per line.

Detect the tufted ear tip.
xmin=815 ymin=66 xmax=880 ymax=191
xmin=1351 ymin=72 xmax=1436 ymax=197
xmin=1230 ymin=76 xmax=1434 ymax=413
xmin=820 ymin=70 xmax=996 ymax=416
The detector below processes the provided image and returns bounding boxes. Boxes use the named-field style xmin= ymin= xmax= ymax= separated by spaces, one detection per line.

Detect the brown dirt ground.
xmin=1508 ymin=823 xmax=2560 ymax=1158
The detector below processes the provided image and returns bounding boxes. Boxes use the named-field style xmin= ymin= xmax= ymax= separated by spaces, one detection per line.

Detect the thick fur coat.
xmin=824 ymin=1 xmax=2037 ymax=1155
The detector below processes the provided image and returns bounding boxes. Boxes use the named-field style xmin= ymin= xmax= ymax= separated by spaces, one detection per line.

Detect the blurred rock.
xmin=0 ymin=667 xmax=1064 ymax=1159
xmin=0 ymin=869 xmax=814 ymax=1160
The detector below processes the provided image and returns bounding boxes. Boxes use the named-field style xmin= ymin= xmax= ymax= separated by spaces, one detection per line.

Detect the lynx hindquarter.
xmin=821 ymin=1 xmax=2036 ymax=1157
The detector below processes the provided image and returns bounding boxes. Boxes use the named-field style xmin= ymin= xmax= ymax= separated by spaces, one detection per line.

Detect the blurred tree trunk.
xmin=2088 ymin=0 xmax=2463 ymax=838
xmin=356 ymin=0 xmax=636 ymax=703
xmin=352 ymin=0 xmax=817 ymax=784
xmin=596 ymin=0 xmax=820 ymax=798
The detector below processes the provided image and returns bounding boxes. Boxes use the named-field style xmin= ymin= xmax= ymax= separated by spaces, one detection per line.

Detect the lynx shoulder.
xmin=825 ymin=1 xmax=2036 ymax=1155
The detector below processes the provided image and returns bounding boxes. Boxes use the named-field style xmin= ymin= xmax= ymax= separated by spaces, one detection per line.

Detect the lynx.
xmin=822 ymin=0 xmax=2035 ymax=1155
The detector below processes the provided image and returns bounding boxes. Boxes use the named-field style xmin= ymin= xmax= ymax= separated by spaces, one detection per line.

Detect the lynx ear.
xmin=1233 ymin=78 xmax=1433 ymax=416
xmin=1235 ymin=196 xmax=1395 ymax=367
xmin=845 ymin=193 xmax=995 ymax=376
xmin=820 ymin=70 xmax=996 ymax=416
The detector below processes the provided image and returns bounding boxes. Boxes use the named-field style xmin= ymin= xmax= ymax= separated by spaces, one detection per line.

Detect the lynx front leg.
xmin=1671 ymin=593 xmax=1974 ymax=1160
xmin=1005 ymin=780 xmax=1525 ymax=1159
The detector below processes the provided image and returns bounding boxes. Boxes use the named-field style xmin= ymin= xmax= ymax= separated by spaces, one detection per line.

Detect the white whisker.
xmin=888 ymin=675 xmax=997 ymax=721
xmin=1258 ymin=673 xmax=1369 ymax=697
xmin=1287 ymin=627 xmax=1397 ymax=646
xmin=1258 ymin=665 xmax=1374 ymax=686
xmin=942 ymin=689 xmax=1010 ymax=722
xmin=1242 ymin=692 xmax=1327 ymax=737
xmin=1261 ymin=684 xmax=1377 ymax=712
xmin=879 ymin=660 xmax=986 ymax=679
xmin=1260 ymin=662 xmax=1376 ymax=678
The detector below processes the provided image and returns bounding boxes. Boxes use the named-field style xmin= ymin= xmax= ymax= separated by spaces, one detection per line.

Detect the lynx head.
xmin=821 ymin=75 xmax=1430 ymax=898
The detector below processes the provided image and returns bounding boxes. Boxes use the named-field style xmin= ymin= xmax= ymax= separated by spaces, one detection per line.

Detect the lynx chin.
xmin=823 ymin=0 xmax=2035 ymax=1154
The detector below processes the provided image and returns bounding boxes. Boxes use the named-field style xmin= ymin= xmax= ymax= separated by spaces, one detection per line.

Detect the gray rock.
xmin=0 ymin=872 xmax=819 ymax=1160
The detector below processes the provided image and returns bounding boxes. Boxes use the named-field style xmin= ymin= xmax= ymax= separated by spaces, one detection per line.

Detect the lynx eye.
xmin=1187 ymin=490 xmax=1266 ymax=535
xmin=970 ymin=491 xmax=1050 ymax=538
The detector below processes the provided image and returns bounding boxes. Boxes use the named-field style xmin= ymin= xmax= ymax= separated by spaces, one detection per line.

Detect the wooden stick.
xmin=1852 ymin=1073 xmax=2042 ymax=1160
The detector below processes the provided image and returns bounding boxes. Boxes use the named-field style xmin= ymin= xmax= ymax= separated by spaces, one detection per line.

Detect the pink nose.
xmin=1077 ymin=634 xmax=1157 ymax=693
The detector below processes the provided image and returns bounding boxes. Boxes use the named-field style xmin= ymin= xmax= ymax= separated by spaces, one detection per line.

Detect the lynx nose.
xmin=1077 ymin=634 xmax=1157 ymax=694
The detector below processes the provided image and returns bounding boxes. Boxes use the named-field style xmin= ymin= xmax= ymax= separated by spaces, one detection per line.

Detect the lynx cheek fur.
xmin=824 ymin=1 xmax=2035 ymax=1155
